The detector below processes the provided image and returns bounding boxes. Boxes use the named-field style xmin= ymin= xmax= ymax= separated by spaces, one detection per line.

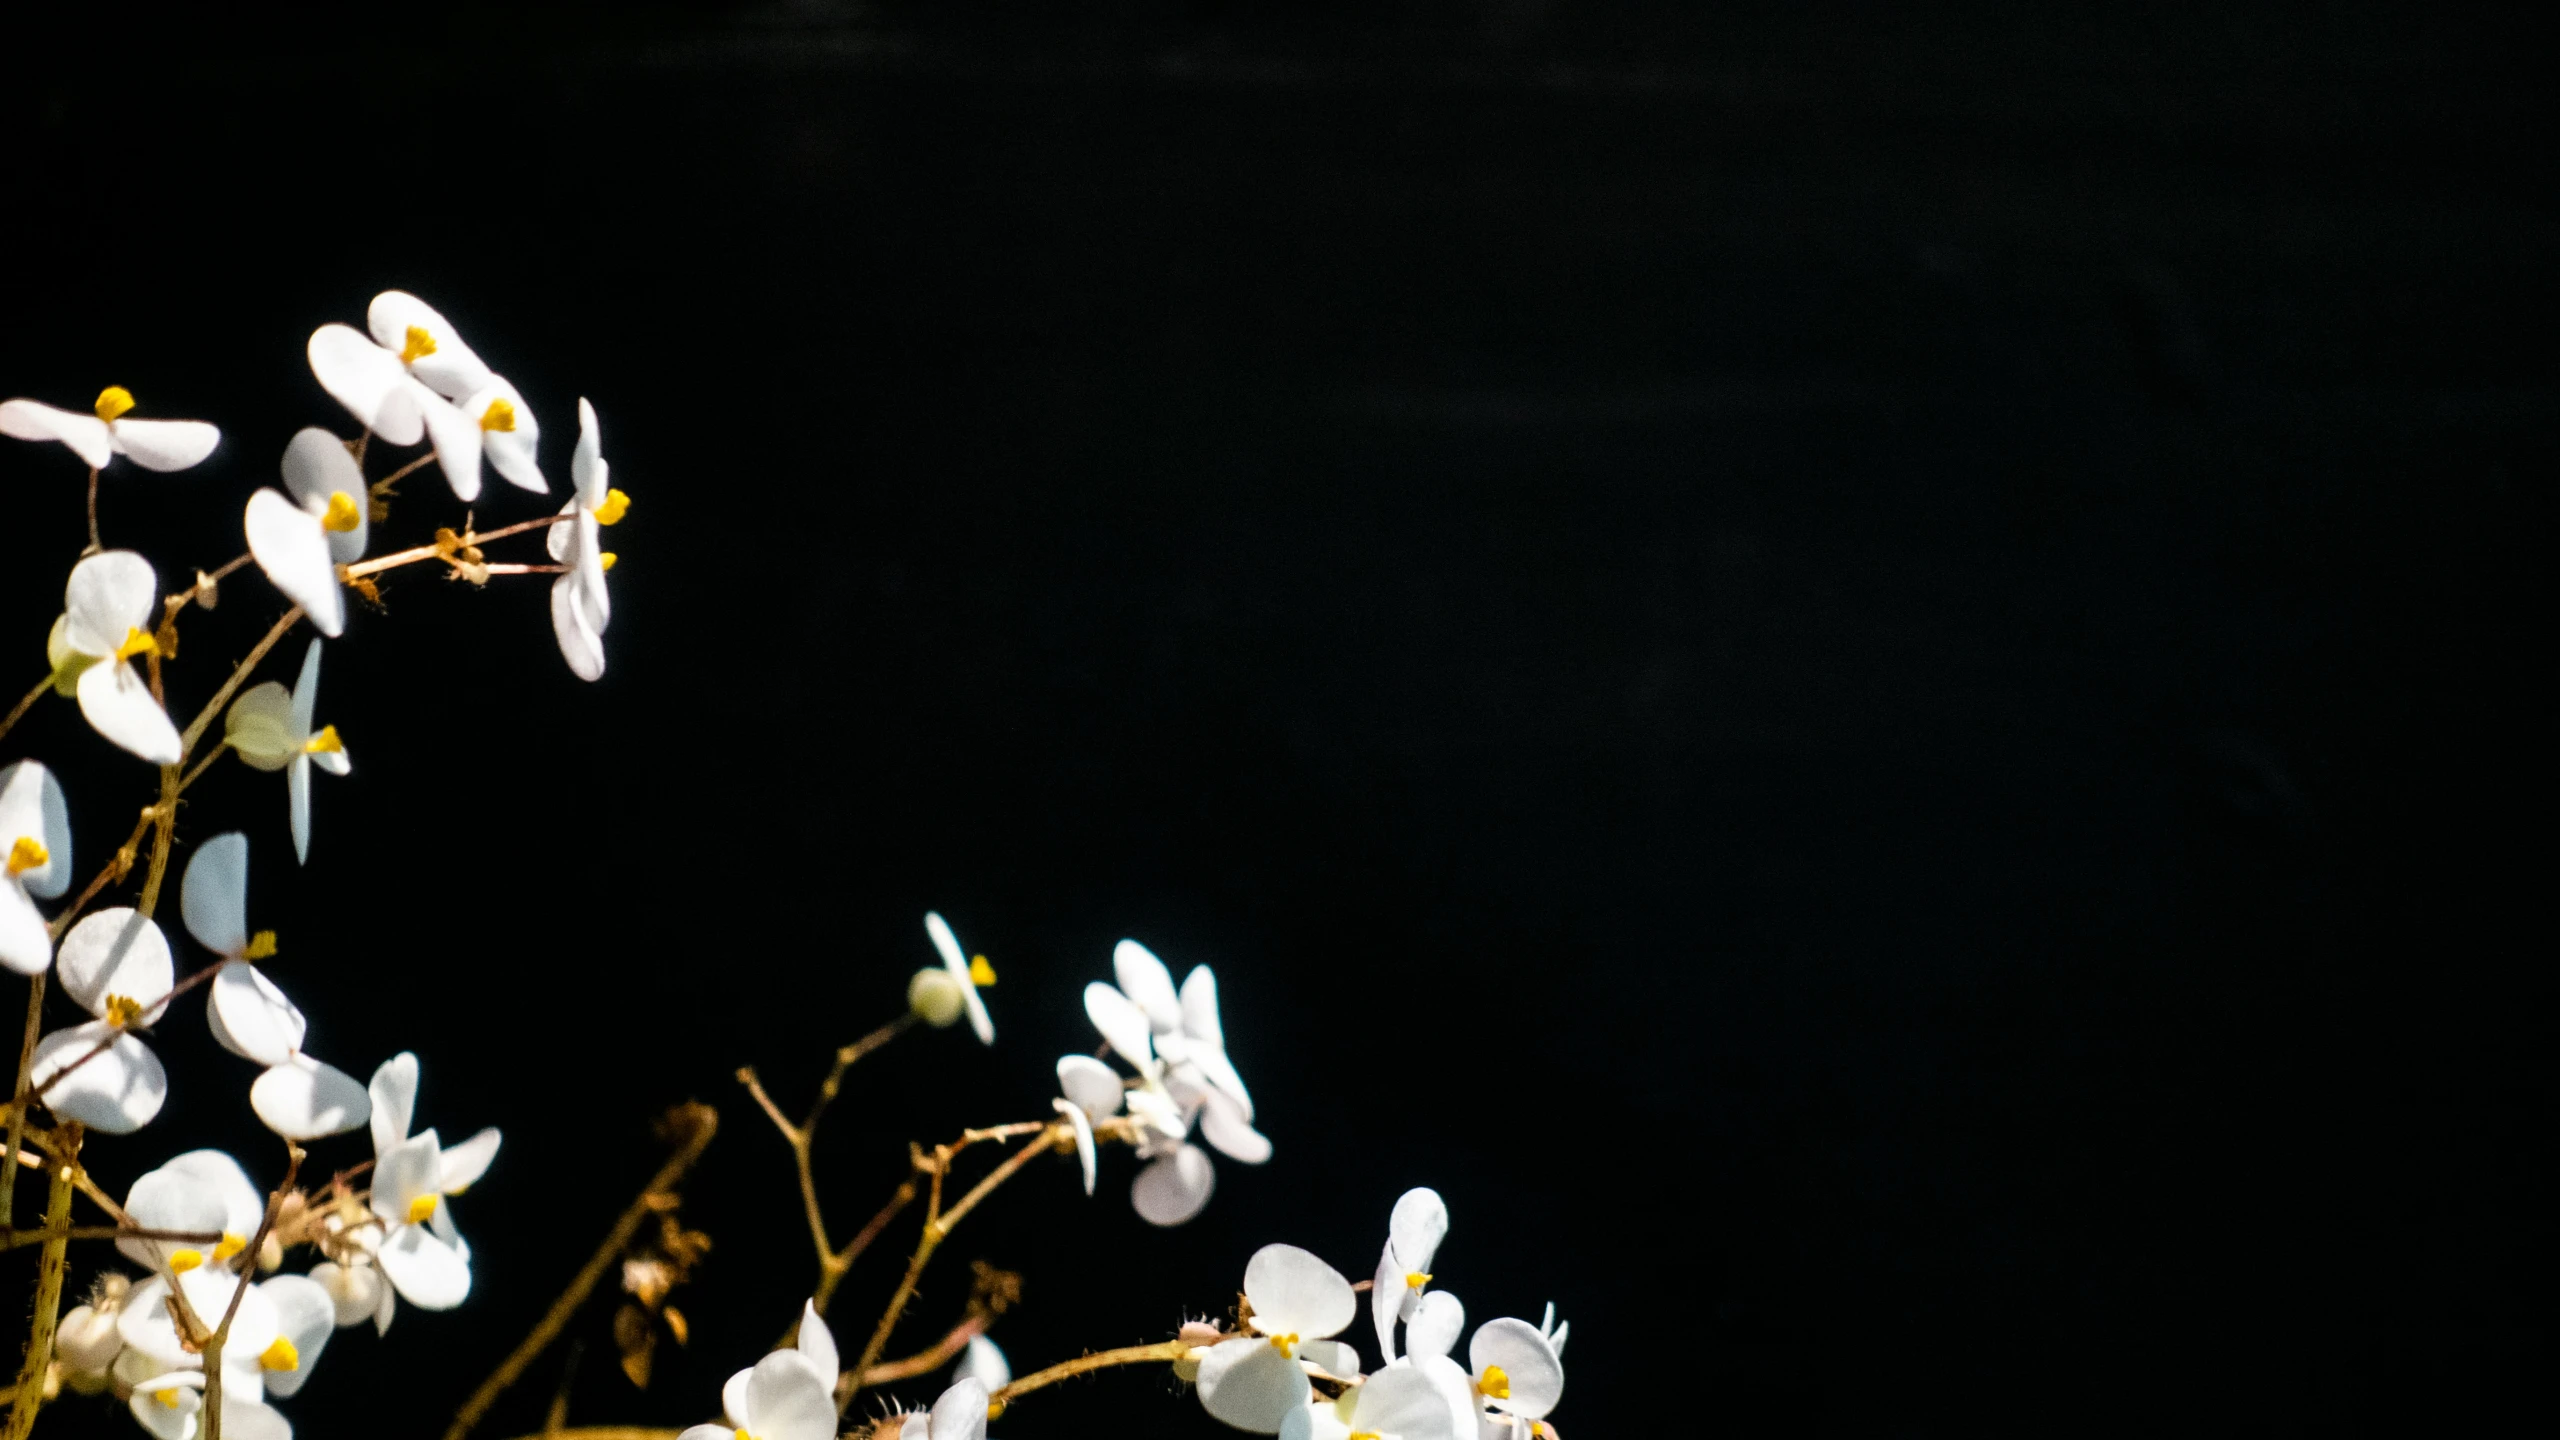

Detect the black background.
xmin=2 ymin=2 xmax=2551 ymax=1435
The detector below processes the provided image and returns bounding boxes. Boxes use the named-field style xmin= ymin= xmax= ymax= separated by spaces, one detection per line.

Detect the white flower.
xmin=116 ymin=1267 xmax=277 ymax=1400
xmin=0 ymin=386 xmax=218 ymax=472
xmin=1454 ymin=1315 xmax=1565 ymax=1440
xmin=1276 ymin=1365 xmax=1474 ymax=1440
xmin=242 ymin=429 xmax=368 ymax=638
xmin=223 ymin=640 xmax=351 ymax=863
xmin=1371 ymin=1188 xmax=1450 ymax=1363
xmin=1082 ymin=939 xmax=1268 ymax=1226
xmin=547 ymin=397 xmax=623 ymax=681
xmin=721 ymin=1299 xmax=838 ymax=1421
xmin=917 ymin=910 xmax=995 ymax=1044
xmin=677 ymin=1349 xmax=836 ymax=1440
xmin=30 ymin=906 xmax=173 ymax=1133
xmin=49 ymin=551 xmax=183 ymax=763
xmin=1193 ymin=1244 xmax=1361 ymax=1432
xmin=307 ymin=291 xmax=547 ymax=501
xmin=178 ymin=833 xmax=371 ymax=1140
xmin=894 ymin=1377 xmax=991 ymax=1440
xmin=1052 ymin=1054 xmax=1128 ymax=1196
xmin=0 ymin=759 xmax=72 ymax=976
xmin=952 ymin=1334 xmax=1010 ymax=1390
xmin=119 ymin=1149 xmax=263 ymax=1277
xmin=251 ymin=1273 xmax=338 ymax=1400
xmin=364 ymin=1052 xmax=501 ymax=1312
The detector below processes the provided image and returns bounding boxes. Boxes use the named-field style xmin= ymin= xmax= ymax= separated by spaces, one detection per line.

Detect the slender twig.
xmin=0 ymin=674 xmax=47 ymax=748
xmin=345 ymin=513 xmax=570 ymax=580
xmin=989 ymin=1340 xmax=1192 ymax=1412
xmin=496 ymin=1431 xmax=675 ymax=1440
xmin=858 ymin=1311 xmax=994 ymax=1384
xmin=3 ymin=1126 xmax=78 ymax=1440
xmin=444 ymin=1103 xmax=720 ymax=1440
xmin=178 ymin=606 xmax=305 ymax=756
xmin=14 ymin=1141 xmax=137 ymax=1223
xmin=48 ymin=800 xmax=172 ymax=941
xmin=134 ymin=763 xmax=180 ymax=918
xmin=83 ymin=466 xmax=101 ymax=554
xmin=0 ymin=1223 xmax=223 ymax=1251
xmin=0 ymin=975 xmax=41 ymax=1231
xmin=202 ymin=1142 xmax=305 ymax=1440
xmin=739 ymin=1014 xmax=920 ymax=1302
xmin=812 ymin=1178 xmax=917 ymax=1316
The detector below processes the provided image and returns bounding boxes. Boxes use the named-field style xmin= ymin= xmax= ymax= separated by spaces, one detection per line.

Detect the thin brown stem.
xmin=812 ymin=1178 xmax=916 ymax=1316
xmin=989 ymin=1340 xmax=1191 ymax=1413
xmin=0 ymin=1223 xmax=222 ymax=1251
xmin=444 ymin=1103 xmax=719 ymax=1440
xmin=345 ymin=513 xmax=569 ymax=581
xmin=84 ymin=466 xmax=101 ymax=554
xmin=496 ymin=1431 xmax=675 ymax=1440
xmin=4 ymin=1127 xmax=78 ymax=1440
xmin=49 ymin=800 xmax=172 ymax=941
xmin=0 ymin=674 xmax=48 ymax=748
xmin=740 ymin=1014 xmax=920 ymax=1304
xmin=178 ymin=605 xmax=304 ymax=756
xmin=14 ymin=1141 xmax=136 ymax=1223
xmin=858 ymin=1311 xmax=993 ymax=1384
xmin=201 ymin=1140 xmax=305 ymax=1440
xmin=376 ymin=452 xmax=436 ymax=490
xmin=0 ymin=974 xmax=40 ymax=1231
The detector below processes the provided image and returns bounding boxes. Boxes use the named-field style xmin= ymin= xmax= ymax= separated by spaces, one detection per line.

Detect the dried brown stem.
xmin=4 ymin=1127 xmax=78 ymax=1440
xmin=0 ymin=674 xmax=47 ymax=748
xmin=990 ymin=1339 xmax=1191 ymax=1412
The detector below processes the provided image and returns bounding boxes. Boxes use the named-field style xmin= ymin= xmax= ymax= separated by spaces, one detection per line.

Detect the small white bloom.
xmin=0 ymin=759 xmax=73 ymax=976
xmin=1453 ymin=1318 xmax=1564 ymax=1438
xmin=546 ymin=397 xmax=623 ymax=681
xmin=50 ymin=551 xmax=183 ymax=763
xmin=254 ymin=1272 xmax=338 ymax=1399
xmin=223 ymin=641 xmax=351 ymax=863
xmin=1083 ymin=939 xmax=1268 ymax=1225
xmin=119 ymin=1149 xmax=263 ymax=1277
xmin=242 ymin=429 xmax=368 ymax=638
xmin=894 ymin=1377 xmax=991 ymax=1440
xmin=1053 ymin=1053 xmax=1126 ymax=1196
xmin=306 ymin=292 xmax=545 ymax=501
xmin=177 ymin=833 xmax=371 ymax=1139
xmin=0 ymin=386 xmax=218 ymax=472
xmin=677 ymin=1349 xmax=836 ymax=1440
xmin=721 ymin=1300 xmax=838 ymax=1421
xmin=1276 ymin=1364 xmax=1475 ymax=1440
xmin=31 ymin=906 xmax=173 ymax=1132
xmin=1194 ymin=1244 xmax=1360 ymax=1432
xmin=952 ymin=1334 xmax=1010 ymax=1390
xmin=1372 ymin=1188 xmax=1451 ymax=1363
xmin=116 ymin=1267 xmax=278 ymax=1399
xmin=364 ymin=1052 xmax=501 ymax=1314
xmin=922 ymin=910 xmax=995 ymax=1045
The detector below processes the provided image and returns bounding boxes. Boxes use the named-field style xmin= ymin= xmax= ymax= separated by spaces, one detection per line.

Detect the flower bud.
xmin=908 ymin=967 xmax=965 ymax=1028
xmin=56 ymin=1302 xmax=124 ymax=1377
xmin=311 ymin=1260 xmax=385 ymax=1328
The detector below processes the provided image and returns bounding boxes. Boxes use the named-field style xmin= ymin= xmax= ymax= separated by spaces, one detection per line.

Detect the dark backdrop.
xmin=2 ymin=3 xmax=2550 ymax=1435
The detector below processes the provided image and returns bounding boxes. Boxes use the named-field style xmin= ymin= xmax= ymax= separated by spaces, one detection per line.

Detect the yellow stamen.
xmin=322 ymin=490 xmax=363 ymax=532
xmin=243 ymin=931 xmax=278 ymax=960
xmin=1478 ymin=1365 xmax=1511 ymax=1401
xmin=5 ymin=836 xmax=46 ymax=876
xmin=969 ymin=954 xmax=997 ymax=986
xmin=304 ymin=725 xmax=344 ymax=755
xmin=1266 ymin=1332 xmax=1299 ymax=1355
xmin=593 ymin=488 xmax=630 ymax=525
xmin=102 ymin=994 xmax=145 ymax=1029
xmin=734 ymin=1431 xmax=758 ymax=1440
xmin=115 ymin=626 xmax=159 ymax=660
xmin=407 ymin=1193 xmax=440 ymax=1224
xmin=398 ymin=325 xmax=438 ymax=363
xmin=94 ymin=386 xmax=136 ymax=422
xmin=167 ymin=1249 xmax=204 ymax=1274
xmin=1406 ymin=1271 xmax=1432 ymax=1290
xmin=597 ymin=552 xmax=618 ymax=572
xmin=156 ymin=1388 xmax=184 ymax=1409
xmin=258 ymin=1335 xmax=300 ymax=1372
xmin=1350 ymin=1433 xmax=1383 ymax=1440
xmin=479 ymin=397 xmax=517 ymax=433
xmin=214 ymin=1231 xmax=248 ymax=1261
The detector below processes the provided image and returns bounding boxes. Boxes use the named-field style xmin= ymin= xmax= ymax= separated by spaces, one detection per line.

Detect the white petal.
xmin=1352 ymin=1361 xmax=1471 ymax=1440
xmin=250 ymin=1054 xmax=371 ymax=1140
xmin=180 ymin=832 xmax=250 ymax=956
xmin=416 ymin=386 xmax=483 ymax=501
xmin=256 ymin=1274 xmax=336 ymax=1398
xmin=308 ymin=1262 xmax=383 ymax=1329
xmin=225 ymin=682 xmax=297 ymax=770
xmin=370 ymin=1131 xmax=444 ymax=1228
xmin=161 ymin=1149 xmax=265 ymax=1236
xmin=218 ymin=1399 xmax=291 ymax=1440
xmin=928 ymin=1376 xmax=990 ymax=1440
xmin=376 ymin=1223 xmax=471 ymax=1310
xmin=1278 ymin=1397 xmax=1353 ymax=1440
xmin=31 ymin=1022 xmax=166 ymax=1133
xmin=0 ymin=884 xmax=46 ymax=980
xmin=55 ymin=907 xmax=172 ymax=1019
xmin=481 ymin=414 xmax=548 ymax=494
xmin=741 ymin=1349 xmax=837 ymax=1440
xmin=438 ymin=1127 xmax=502 ymax=1193
xmin=128 ymin=1380 xmax=200 ymax=1440
xmin=1083 ymin=983 xmax=1155 ymax=1069
xmin=1549 ymin=1319 xmax=1568 ymax=1357
xmin=720 ymin=1367 xmax=754 ymax=1428
xmin=1197 ymin=1088 xmax=1271 ymax=1164
xmin=280 ymin=430 xmax=368 ymax=563
xmin=1189 ymin=1040 xmax=1255 ymax=1122
xmin=111 ymin=418 xmax=221 ymax=472
xmin=1113 ymin=939 xmax=1183 ymax=1031
xmin=1056 ymin=1054 xmax=1124 ymax=1119
xmin=76 ymin=657 xmax=182 ymax=764
xmin=1406 ymin=1291 xmax=1465 ymax=1363
xmin=1179 ymin=962 xmax=1228 ymax=1045
xmin=925 ymin=911 xmax=992 ymax=1044
xmin=959 ymin=974 xmax=993 ymax=1046
xmin=898 ymin=1416 xmax=930 ymax=1440
xmin=64 ymin=549 xmax=157 ymax=654
xmin=0 ymin=760 xmax=72 ymax=899
xmin=1243 ymin=1245 xmax=1356 ymax=1342
xmin=369 ymin=1051 xmax=418 ymax=1153
xmin=1388 ymin=1188 xmax=1450 ymax=1281
xmin=0 ymin=398 xmax=114 ymax=467
xmin=1467 ymin=1319 xmax=1563 ymax=1418
xmin=571 ymin=397 xmax=607 ymax=510
xmin=288 ymin=757 xmax=311 ymax=864
xmin=791 ymin=1298 xmax=838 ymax=1381
xmin=117 ymin=1169 xmax=230 ymax=1273
xmin=307 ymin=325 xmax=423 ymax=444
xmin=1195 ymin=1337 xmax=1311 ymax=1434
xmin=245 ymin=489 xmax=345 ymax=637
xmin=1372 ymin=1244 xmax=1403 ymax=1363
xmin=368 ymin=291 xmax=493 ymax=400
xmin=1053 ymin=1098 xmax=1097 ymax=1195
xmin=952 ymin=1335 xmax=1009 ymax=1391
xmin=678 ymin=1428 xmax=732 ymax=1440
xmin=209 ymin=963 xmax=307 ymax=1066
xmin=1295 ymin=1339 xmax=1361 ymax=1380
xmin=548 ymin=571 xmax=606 ymax=681
xmin=1130 ymin=1144 xmax=1216 ymax=1226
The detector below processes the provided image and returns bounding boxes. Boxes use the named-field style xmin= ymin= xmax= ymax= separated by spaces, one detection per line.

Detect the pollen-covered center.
xmin=5 ymin=836 xmax=46 ymax=876
xmin=1477 ymin=1364 xmax=1511 ymax=1400
xmin=322 ymin=491 xmax=363 ymax=532
xmin=1405 ymin=1271 xmax=1432 ymax=1290
xmin=243 ymin=931 xmax=278 ymax=960
xmin=1265 ymin=1331 xmax=1300 ymax=1355
xmin=407 ymin=1193 xmax=441 ymax=1224
xmin=479 ymin=397 xmax=518 ymax=433
xmin=214 ymin=1231 xmax=248 ymax=1261
xmin=398 ymin=325 xmax=438 ymax=363
xmin=102 ymin=994 xmax=146 ymax=1029
xmin=969 ymin=954 xmax=998 ymax=986
xmin=167 ymin=1248 xmax=205 ymax=1274
xmin=115 ymin=626 xmax=159 ymax=660
xmin=154 ymin=1387 xmax=185 ymax=1410
xmin=94 ymin=386 xmax=136 ymax=422
xmin=592 ymin=487 xmax=631 ymax=524
xmin=259 ymin=1335 xmax=300 ymax=1371
xmin=304 ymin=725 xmax=344 ymax=755
xmin=597 ymin=552 xmax=618 ymax=572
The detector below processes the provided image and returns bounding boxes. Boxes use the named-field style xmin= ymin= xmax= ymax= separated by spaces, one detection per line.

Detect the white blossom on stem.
xmin=896 ymin=1377 xmax=991 ymax=1440
xmin=178 ymin=833 xmax=370 ymax=1139
xmin=547 ymin=397 xmax=623 ymax=681
xmin=952 ymin=1334 xmax=1010 ymax=1390
xmin=49 ymin=551 xmax=183 ymax=763
xmin=677 ymin=1349 xmax=835 ymax=1440
xmin=1455 ymin=1318 xmax=1566 ymax=1440
xmin=1275 ymin=1364 xmax=1474 ymax=1440
xmin=0 ymin=386 xmax=218 ymax=472
xmin=364 ymin=1052 xmax=500 ymax=1312
xmin=118 ymin=1149 xmax=262 ymax=1277
xmin=1193 ymin=1244 xmax=1362 ymax=1432
xmin=917 ymin=910 xmax=995 ymax=1044
xmin=721 ymin=1300 xmax=837 ymax=1421
xmin=242 ymin=428 xmax=369 ymax=638
xmin=0 ymin=759 xmax=72 ymax=976
xmin=223 ymin=639 xmax=351 ymax=863
xmin=306 ymin=291 xmax=546 ymax=501
xmin=31 ymin=906 xmax=173 ymax=1133
xmin=1372 ymin=1187 xmax=1451 ymax=1363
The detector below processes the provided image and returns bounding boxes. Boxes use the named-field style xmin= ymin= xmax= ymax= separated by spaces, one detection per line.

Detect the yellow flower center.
xmin=94 ymin=386 xmax=136 ymax=422
xmin=479 ymin=397 xmax=517 ymax=433
xmin=167 ymin=1249 xmax=205 ymax=1274
xmin=969 ymin=954 xmax=997 ymax=986
xmin=102 ymin=994 xmax=146 ymax=1029
xmin=322 ymin=490 xmax=363 ymax=532
xmin=398 ymin=325 xmax=438 ymax=363
xmin=1350 ymin=1433 xmax=1383 ymax=1440
xmin=242 ymin=931 xmax=278 ymax=960
xmin=156 ymin=1387 xmax=185 ymax=1410
xmin=1405 ymin=1271 xmax=1432 ymax=1290
xmin=304 ymin=726 xmax=344 ymax=755
xmin=259 ymin=1335 xmax=300 ymax=1372
xmin=593 ymin=488 xmax=631 ymax=525
xmin=214 ymin=1231 xmax=248 ymax=1261
xmin=1478 ymin=1364 xmax=1511 ymax=1401
xmin=734 ymin=1431 xmax=758 ymax=1440
xmin=407 ymin=1193 xmax=441 ymax=1224
xmin=597 ymin=552 xmax=618 ymax=572
xmin=1265 ymin=1331 xmax=1299 ymax=1355
xmin=115 ymin=626 xmax=159 ymax=660
xmin=5 ymin=836 xmax=46 ymax=877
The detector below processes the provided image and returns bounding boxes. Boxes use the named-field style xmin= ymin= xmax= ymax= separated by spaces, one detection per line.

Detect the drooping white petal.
xmin=208 ymin=963 xmax=307 ymax=1066
xmin=288 ymin=757 xmax=312 ymax=865
xmin=1372 ymin=1245 xmax=1403 ymax=1362
xmin=1052 ymin=1098 xmax=1097 ymax=1195
xmin=1113 ymin=939 xmax=1184 ymax=1032
xmin=371 ymin=1130 xmax=443 ymax=1226
xmin=117 ymin=1168 xmax=230 ymax=1272
xmin=1056 ymin=1054 xmax=1123 ymax=1119
xmin=127 ymin=1373 xmax=201 ymax=1440
xmin=1243 ymin=1244 xmax=1356 ymax=1342
xmin=927 ymin=1375 xmax=991 ymax=1440
xmin=369 ymin=1051 xmax=419 ymax=1153
xmin=55 ymin=907 xmax=172 ymax=1019
xmin=31 ymin=1022 xmax=166 ymax=1133
xmin=245 ymin=488 xmax=346 ymax=637
xmin=309 ymin=1261 xmax=384 ymax=1329
xmin=1276 ymin=1396 xmax=1354 ymax=1440
xmin=1083 ymin=983 xmax=1155 ymax=1069
xmin=308 ymin=324 xmax=424 ymax=444
xmin=367 ymin=291 xmax=494 ymax=400
xmin=0 ymin=761 xmax=71 ymax=898
xmin=953 ymin=1335 xmax=1009 ymax=1390
xmin=76 ymin=657 xmax=183 ymax=764
xmin=0 ymin=398 xmax=114 ymax=468
xmin=225 ymin=682 xmax=298 ymax=771
xmin=377 ymin=1222 xmax=471 ymax=1310
xmin=180 ymin=833 xmax=251 ymax=956
xmin=1197 ymin=1088 xmax=1271 ymax=1164
xmin=1406 ymin=1290 xmax=1465 ymax=1363
xmin=64 ymin=550 xmax=157 ymax=656
xmin=739 ymin=1349 xmax=838 ymax=1440
xmin=924 ymin=912 xmax=993 ymax=1044
xmin=281 ymin=429 xmax=369 ymax=563
xmin=416 ymin=385 xmax=484 ymax=501
xmin=438 ymin=1127 xmax=502 ymax=1193
xmin=0 ymin=885 xmax=46 ymax=979
xmin=571 ymin=397 xmax=608 ymax=510
xmin=257 ymin=1273 xmax=337 ymax=1399
xmin=1130 ymin=1143 xmax=1216 ymax=1226
xmin=549 ymin=568 xmax=606 ymax=681
xmin=110 ymin=418 xmax=221 ymax=472
xmin=1195 ymin=1337 xmax=1311 ymax=1434
xmin=1467 ymin=1318 xmax=1564 ymax=1418
xmin=1387 ymin=1188 xmax=1450 ymax=1283
xmin=464 ymin=380 xmax=547 ymax=493
xmin=720 ymin=1367 xmax=754 ymax=1429
xmin=250 ymin=1054 xmax=371 ymax=1140
xmin=792 ymin=1299 xmax=839 ymax=1382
